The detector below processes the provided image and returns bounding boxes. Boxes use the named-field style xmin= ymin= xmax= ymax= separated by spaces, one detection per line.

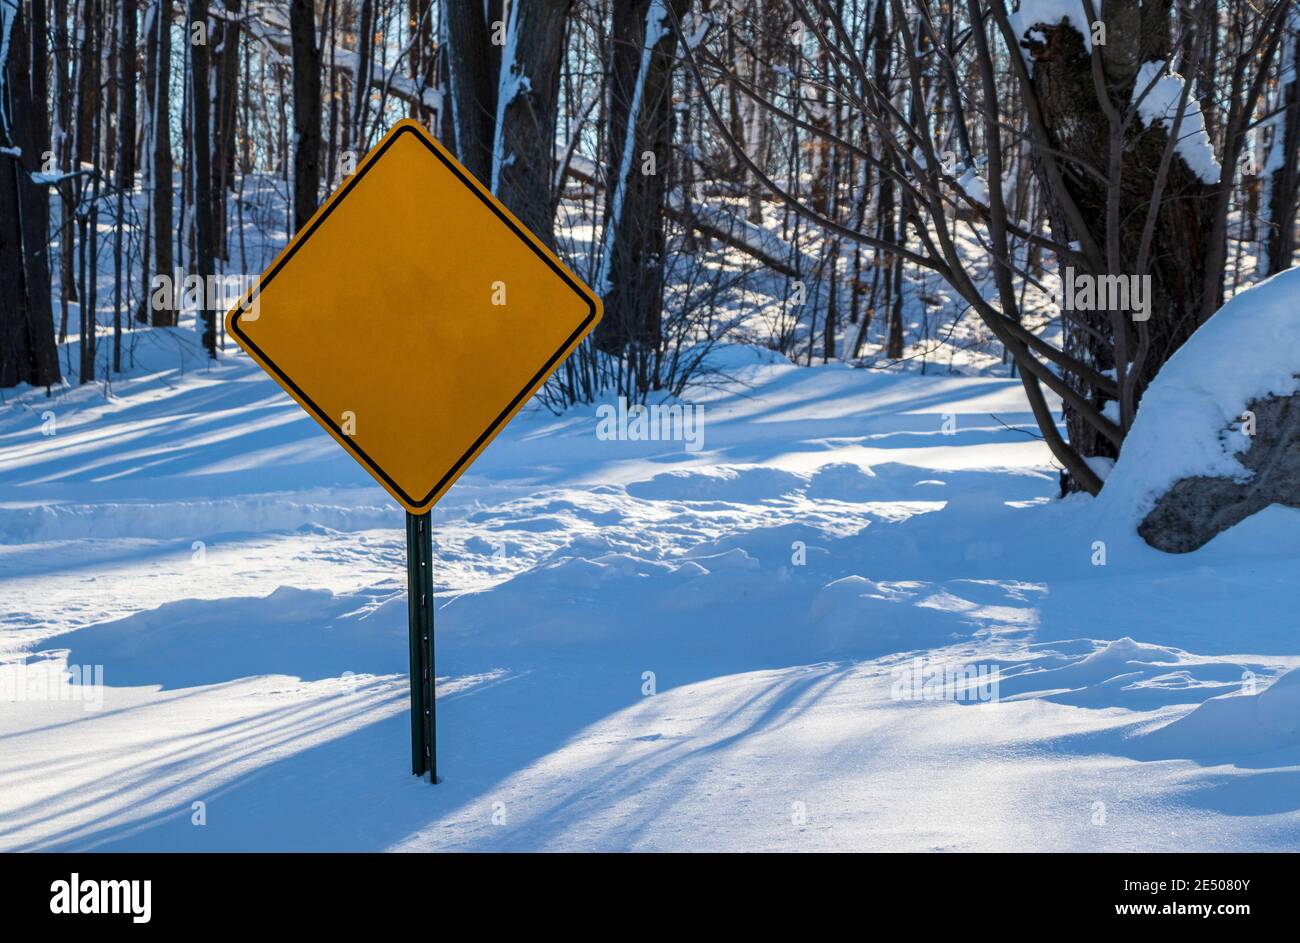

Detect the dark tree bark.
xmin=113 ymin=0 xmax=130 ymax=370
xmin=592 ymin=0 xmax=692 ymax=357
xmin=76 ymin=0 xmax=101 ymax=384
xmin=190 ymin=0 xmax=216 ymax=356
xmin=0 ymin=0 xmax=61 ymax=388
xmin=442 ymin=0 xmax=502 ymax=185
xmin=151 ymin=0 xmax=177 ymax=327
xmin=212 ymin=0 xmax=241 ymax=260
xmin=137 ymin=0 xmax=156 ymax=324
xmin=74 ymin=0 xmax=96 ymax=166
xmin=117 ymin=0 xmax=139 ymax=188
xmin=874 ymin=0 xmax=903 ymax=360
xmin=1266 ymin=29 xmax=1300 ymax=276
xmin=289 ymin=0 xmax=322 ymax=232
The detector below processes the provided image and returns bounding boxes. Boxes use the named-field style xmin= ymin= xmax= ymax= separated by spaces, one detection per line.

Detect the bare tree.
xmin=671 ymin=0 xmax=1293 ymax=494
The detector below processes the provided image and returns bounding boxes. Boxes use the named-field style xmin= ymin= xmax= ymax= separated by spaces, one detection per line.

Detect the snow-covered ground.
xmin=3 ymin=329 xmax=1300 ymax=852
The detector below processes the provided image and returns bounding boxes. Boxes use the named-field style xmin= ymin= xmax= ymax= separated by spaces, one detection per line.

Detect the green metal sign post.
xmin=405 ymin=511 xmax=437 ymax=782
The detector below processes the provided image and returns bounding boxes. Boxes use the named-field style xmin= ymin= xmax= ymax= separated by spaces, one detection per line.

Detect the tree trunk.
xmin=117 ymin=0 xmax=138 ymax=188
xmin=190 ymin=0 xmax=216 ymax=356
xmin=1265 ymin=24 xmax=1300 ymax=276
xmin=51 ymin=0 xmax=75 ymax=313
xmin=443 ymin=0 xmax=501 ymax=184
xmin=0 ymin=0 xmax=61 ymax=389
xmin=113 ymin=0 xmax=129 ymax=371
xmin=490 ymin=0 xmax=573 ymax=246
xmin=873 ymin=0 xmax=903 ymax=360
xmin=76 ymin=0 xmax=101 ymax=383
xmin=289 ymin=0 xmax=322 ymax=232
xmin=212 ymin=0 xmax=241 ymax=261
xmin=592 ymin=0 xmax=691 ymax=357
xmin=74 ymin=0 xmax=95 ymax=166
xmin=151 ymin=0 xmax=176 ymax=327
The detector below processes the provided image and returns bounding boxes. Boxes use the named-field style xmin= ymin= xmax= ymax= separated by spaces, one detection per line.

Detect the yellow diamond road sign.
xmin=225 ymin=119 xmax=602 ymax=514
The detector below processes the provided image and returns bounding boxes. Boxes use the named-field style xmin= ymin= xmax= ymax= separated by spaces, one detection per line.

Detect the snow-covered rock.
xmin=1099 ymin=267 xmax=1300 ymax=551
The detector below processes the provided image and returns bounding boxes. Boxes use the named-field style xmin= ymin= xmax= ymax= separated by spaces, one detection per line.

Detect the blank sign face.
xmin=227 ymin=119 xmax=601 ymax=513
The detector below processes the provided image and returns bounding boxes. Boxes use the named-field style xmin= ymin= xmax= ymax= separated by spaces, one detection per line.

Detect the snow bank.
xmin=625 ymin=465 xmax=807 ymax=502
xmin=1099 ymin=267 xmax=1300 ymax=525
xmin=36 ymin=586 xmax=409 ymax=688
xmin=808 ymin=577 xmax=969 ymax=652
xmin=0 ymin=495 xmax=399 ymax=542
xmin=1135 ymin=666 xmax=1300 ymax=757
xmin=1131 ymin=61 xmax=1222 ymax=185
